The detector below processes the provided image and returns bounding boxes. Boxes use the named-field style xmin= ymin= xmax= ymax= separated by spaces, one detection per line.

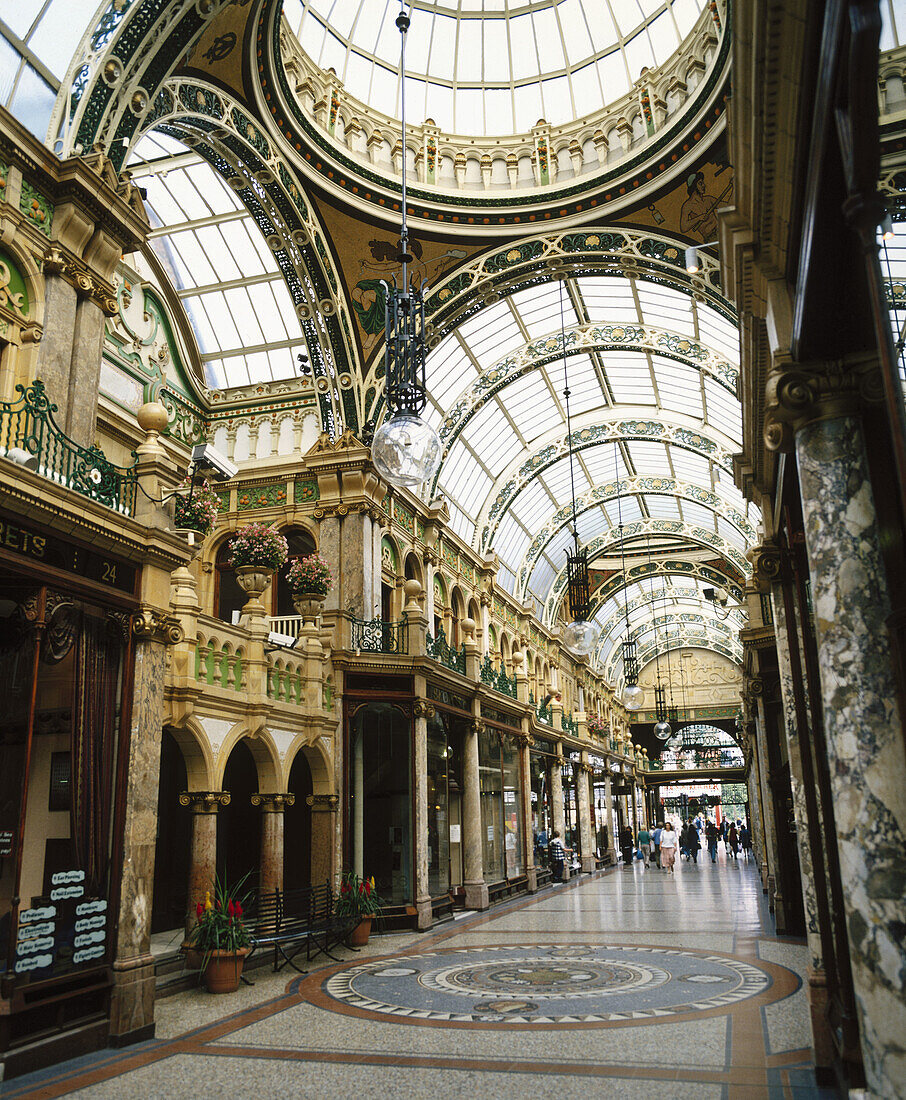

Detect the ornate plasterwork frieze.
xmin=764 ymin=356 xmax=883 ymax=453
xmin=544 ymin=517 xmax=751 ymax=625
xmin=515 ymin=476 xmax=756 ymax=600
xmin=439 ymin=323 xmax=737 ymax=451
xmin=480 ymin=418 xmax=737 ymax=555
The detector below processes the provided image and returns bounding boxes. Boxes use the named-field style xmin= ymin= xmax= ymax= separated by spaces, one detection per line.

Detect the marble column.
xmin=306 ymin=795 xmax=339 ymax=885
xmin=795 ymin=413 xmax=906 ymax=1096
xmin=751 ymin=701 xmax=779 ymax=903
xmin=352 ymin=727 xmax=364 ymax=878
xmin=413 ymin=696 xmax=432 ymax=930
xmin=550 ymin=749 xmax=566 ymax=840
xmin=603 ymin=771 xmax=617 ymax=863
xmin=65 ymin=296 xmax=105 ymax=446
xmin=519 ymin=733 xmax=537 ymax=891
xmin=770 ymin=581 xmax=834 ymax=1076
xmin=109 ymin=614 xmax=182 ymax=1045
xmin=252 ymin=793 xmax=295 ymax=895
xmin=462 ymin=718 xmax=488 ymax=909
xmin=179 ymin=791 xmax=230 ymax=942
xmin=35 ymin=273 xmax=77 ymax=422
xmin=576 ymin=759 xmax=595 ymax=872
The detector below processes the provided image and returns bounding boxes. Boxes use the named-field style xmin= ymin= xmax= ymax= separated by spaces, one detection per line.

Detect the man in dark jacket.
xmin=685 ymin=820 xmax=701 ymax=863
xmin=706 ymin=820 xmax=719 ymax=862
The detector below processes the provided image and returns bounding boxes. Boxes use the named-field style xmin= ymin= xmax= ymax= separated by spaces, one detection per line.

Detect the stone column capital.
xmin=412 ymin=700 xmax=436 ymax=719
xmin=179 ymin=790 xmax=230 ymax=813
xmin=764 ymin=354 xmax=883 ymax=453
xmin=133 ymin=606 xmax=184 ymax=645
xmin=251 ymin=792 xmax=296 ymax=811
xmin=747 ymin=540 xmax=781 ymax=593
xmin=306 ymin=793 xmax=339 ymax=812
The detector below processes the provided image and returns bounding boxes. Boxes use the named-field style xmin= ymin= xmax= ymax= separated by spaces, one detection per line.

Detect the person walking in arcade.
xmin=659 ymin=820 xmax=678 ymax=873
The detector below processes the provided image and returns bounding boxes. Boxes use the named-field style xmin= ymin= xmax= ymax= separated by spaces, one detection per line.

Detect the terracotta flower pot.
xmin=202 ymin=947 xmax=249 ymax=993
xmin=347 ymin=916 xmax=373 ymax=947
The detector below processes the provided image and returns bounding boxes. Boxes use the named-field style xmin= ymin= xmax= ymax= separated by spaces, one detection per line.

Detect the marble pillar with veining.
xmin=752 ymin=701 xmax=780 ymax=909
xmin=576 ymin=760 xmax=595 ymax=872
xmin=253 ymin=794 xmax=294 ymax=895
xmin=179 ymin=792 xmax=228 ymax=942
xmin=462 ymin=720 xmax=488 ymax=909
xmin=550 ymin=751 xmax=566 ymax=841
xmin=771 ymin=584 xmax=834 ymax=1073
xmin=796 ymin=414 xmax=906 ymax=1096
xmin=603 ymin=772 xmax=617 ymax=862
xmin=413 ymin=702 xmax=432 ymax=929
xmin=109 ymin=637 xmax=167 ymax=1043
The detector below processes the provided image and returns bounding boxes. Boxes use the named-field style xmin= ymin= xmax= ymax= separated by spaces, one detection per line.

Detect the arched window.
xmin=272 ymin=527 xmax=317 ymax=617
xmin=215 ymin=541 xmax=247 ymax=624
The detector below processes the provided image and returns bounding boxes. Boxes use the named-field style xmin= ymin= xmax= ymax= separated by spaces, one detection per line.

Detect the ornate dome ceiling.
xmin=282 ymin=0 xmax=708 ymax=137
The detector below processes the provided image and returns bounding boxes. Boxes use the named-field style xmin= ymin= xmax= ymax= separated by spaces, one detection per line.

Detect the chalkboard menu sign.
xmin=0 ymin=512 xmax=136 ymax=593
xmin=15 ymin=870 xmax=108 ymax=977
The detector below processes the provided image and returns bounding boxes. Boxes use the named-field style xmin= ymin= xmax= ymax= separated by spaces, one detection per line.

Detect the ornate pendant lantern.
xmin=370 ymin=5 xmax=441 ymax=488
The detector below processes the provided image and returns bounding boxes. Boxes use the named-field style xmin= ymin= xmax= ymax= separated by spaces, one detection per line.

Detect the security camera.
xmin=3 ymin=447 xmax=38 ymax=471
xmin=192 ymin=443 xmax=237 ymax=482
xmin=703 ymin=586 xmax=729 ymax=605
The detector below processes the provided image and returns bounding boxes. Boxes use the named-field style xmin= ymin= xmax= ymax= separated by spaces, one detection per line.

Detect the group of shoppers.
xmin=637 ymin=816 xmax=751 ymax=871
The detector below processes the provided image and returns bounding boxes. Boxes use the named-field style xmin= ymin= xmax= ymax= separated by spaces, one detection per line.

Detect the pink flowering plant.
xmin=286 ymin=552 xmax=334 ymax=596
xmin=227 ymin=523 xmax=288 ymax=570
xmin=587 ymin=713 xmax=609 ymax=739
xmin=173 ymin=477 xmax=220 ymax=535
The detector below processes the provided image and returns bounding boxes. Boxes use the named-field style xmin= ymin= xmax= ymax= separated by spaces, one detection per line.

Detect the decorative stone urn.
xmin=292 ymin=590 xmax=327 ymax=620
xmin=235 ymin=565 xmax=272 ymax=614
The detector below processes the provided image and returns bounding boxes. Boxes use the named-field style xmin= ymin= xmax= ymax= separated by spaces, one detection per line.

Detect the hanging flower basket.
xmin=173 ymin=477 xmax=220 ymax=536
xmin=227 ymin=523 xmax=288 ymax=571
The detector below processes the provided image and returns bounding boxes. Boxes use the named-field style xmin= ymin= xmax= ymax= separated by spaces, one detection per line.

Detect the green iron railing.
xmin=536 ymin=700 xmax=551 ymax=723
xmin=351 ymin=617 xmax=407 ymax=654
xmin=427 ymin=628 xmax=466 ymax=674
xmin=479 ymin=654 xmax=517 ymax=698
xmin=0 ymin=380 xmax=137 ymax=514
xmin=562 ymin=713 xmax=579 ymax=737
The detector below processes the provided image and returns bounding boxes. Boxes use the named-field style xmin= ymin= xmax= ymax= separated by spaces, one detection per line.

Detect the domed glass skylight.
xmin=283 ymin=0 xmax=708 ymax=137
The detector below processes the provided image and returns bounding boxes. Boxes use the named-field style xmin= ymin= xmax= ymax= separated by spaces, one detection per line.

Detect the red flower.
xmin=236 ymin=902 xmax=243 ymax=918
xmin=228 ymin=899 xmax=235 ymax=917
xmin=364 ymin=880 xmax=371 ymax=895
xmin=196 ymin=902 xmax=204 ymax=918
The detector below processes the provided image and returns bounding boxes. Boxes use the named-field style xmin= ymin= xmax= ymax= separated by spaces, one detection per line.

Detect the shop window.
xmin=426 ymin=712 xmax=464 ymax=897
xmin=348 ymin=703 xmax=411 ymax=906
xmin=478 ymin=728 xmax=525 ymax=884
xmin=0 ymin=582 xmax=127 ymax=981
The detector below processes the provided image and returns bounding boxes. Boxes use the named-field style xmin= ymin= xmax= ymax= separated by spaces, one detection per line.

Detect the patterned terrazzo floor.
xmin=4 ymin=854 xmax=837 ymax=1099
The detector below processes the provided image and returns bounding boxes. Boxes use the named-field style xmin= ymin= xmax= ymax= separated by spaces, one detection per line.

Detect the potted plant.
xmin=173 ymin=477 xmax=221 ymax=537
xmin=286 ymin=552 xmax=334 ymax=617
xmin=227 ymin=523 xmax=288 ymax=609
xmin=336 ymin=871 xmax=382 ymax=946
xmin=188 ymin=875 xmax=252 ymax=993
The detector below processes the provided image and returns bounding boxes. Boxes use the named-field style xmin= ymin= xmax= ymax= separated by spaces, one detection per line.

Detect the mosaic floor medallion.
xmin=319 ymin=944 xmax=778 ymax=1026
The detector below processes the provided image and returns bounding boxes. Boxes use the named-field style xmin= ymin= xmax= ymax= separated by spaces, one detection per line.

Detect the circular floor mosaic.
xmin=319 ymin=944 xmax=776 ymax=1025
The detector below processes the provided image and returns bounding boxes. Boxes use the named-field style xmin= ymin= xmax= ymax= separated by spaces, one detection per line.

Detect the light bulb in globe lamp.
xmin=372 ymin=412 xmax=441 ymax=488
xmin=621 ymin=683 xmax=644 ymax=711
xmin=563 ymin=619 xmax=599 ymax=656
xmin=653 ymin=720 xmax=672 ymax=740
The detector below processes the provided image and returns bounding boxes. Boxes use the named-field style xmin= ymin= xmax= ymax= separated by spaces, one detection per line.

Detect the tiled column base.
xmin=109 ymin=954 xmax=156 ymax=1046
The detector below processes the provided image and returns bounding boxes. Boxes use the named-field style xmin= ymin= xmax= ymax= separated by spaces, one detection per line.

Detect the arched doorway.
xmin=218 ymin=740 xmax=261 ymax=890
xmin=285 ymin=751 xmax=313 ymax=890
xmin=151 ymin=729 xmax=190 ymax=934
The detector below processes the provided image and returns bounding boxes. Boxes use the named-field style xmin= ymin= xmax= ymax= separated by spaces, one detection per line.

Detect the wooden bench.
xmin=245 ymin=881 xmax=357 ymax=974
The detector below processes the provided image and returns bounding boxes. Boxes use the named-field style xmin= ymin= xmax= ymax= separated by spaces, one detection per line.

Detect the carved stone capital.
xmin=179 ymin=790 xmax=230 ymax=813
xmin=469 ymin=719 xmax=482 ymax=734
xmin=306 ymin=793 xmax=339 ymax=812
xmin=748 ymin=541 xmax=781 ymax=593
xmin=764 ymin=356 xmax=883 ymax=453
xmin=413 ymin=701 xmax=436 ymax=719
xmin=133 ymin=607 xmax=184 ymax=645
xmin=251 ymin=792 xmax=296 ymax=811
